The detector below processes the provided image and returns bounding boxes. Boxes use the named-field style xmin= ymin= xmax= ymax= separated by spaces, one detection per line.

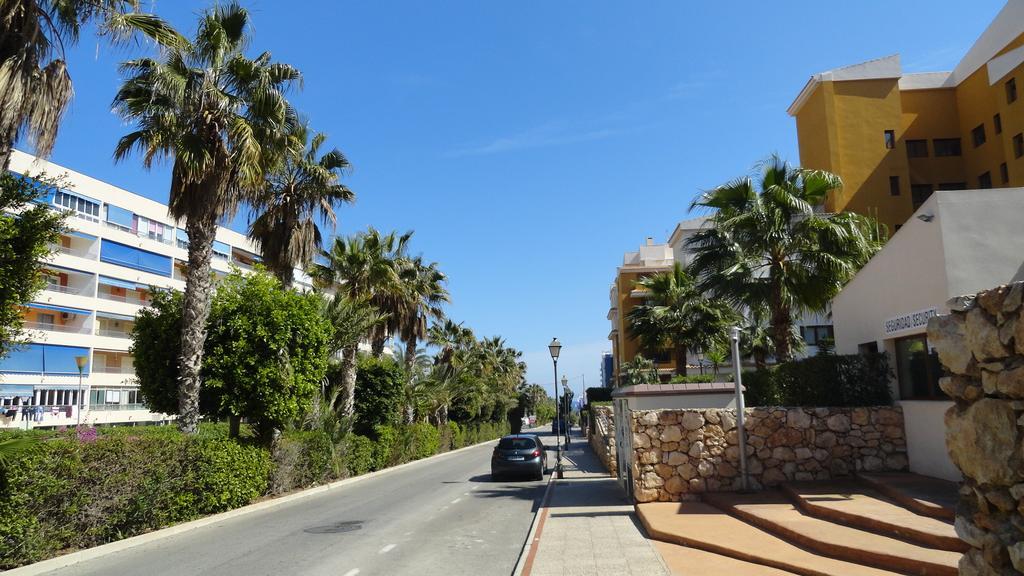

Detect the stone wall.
xmin=927 ymin=282 xmax=1024 ymax=574
xmin=629 ymin=406 xmax=907 ymax=503
xmin=589 ymin=405 xmax=616 ymax=476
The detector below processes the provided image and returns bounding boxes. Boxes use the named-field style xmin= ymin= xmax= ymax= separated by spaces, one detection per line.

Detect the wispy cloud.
xmin=447 ymin=122 xmax=620 ymax=157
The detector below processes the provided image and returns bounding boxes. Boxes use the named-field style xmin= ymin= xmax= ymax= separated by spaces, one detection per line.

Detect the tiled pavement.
xmin=525 ymin=434 xmax=669 ymax=576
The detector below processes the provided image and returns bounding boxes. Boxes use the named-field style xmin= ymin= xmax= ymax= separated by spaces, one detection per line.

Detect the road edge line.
xmin=4 ymin=434 xmax=509 ymax=576
xmin=511 ymin=474 xmax=556 ymax=576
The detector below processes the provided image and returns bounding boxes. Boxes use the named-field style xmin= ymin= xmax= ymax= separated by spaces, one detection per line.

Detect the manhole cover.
xmin=304 ymin=520 xmax=364 ymax=534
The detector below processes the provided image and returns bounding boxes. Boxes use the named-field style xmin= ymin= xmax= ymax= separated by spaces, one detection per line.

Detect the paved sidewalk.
xmin=524 ymin=433 xmax=670 ymax=576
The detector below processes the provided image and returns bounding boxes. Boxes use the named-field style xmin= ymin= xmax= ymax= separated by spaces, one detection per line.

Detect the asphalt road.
xmin=41 ymin=431 xmax=553 ymax=576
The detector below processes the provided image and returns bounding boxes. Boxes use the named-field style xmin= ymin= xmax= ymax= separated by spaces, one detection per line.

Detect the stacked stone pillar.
xmin=928 ymin=282 xmax=1024 ymax=574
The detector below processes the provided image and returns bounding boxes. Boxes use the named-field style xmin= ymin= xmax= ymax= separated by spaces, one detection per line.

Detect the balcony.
xmin=95 ymin=327 xmax=131 ymax=339
xmin=52 ymin=244 xmax=93 ymax=259
xmin=97 ymin=290 xmax=149 ymax=306
xmin=23 ymin=321 xmax=91 ymax=334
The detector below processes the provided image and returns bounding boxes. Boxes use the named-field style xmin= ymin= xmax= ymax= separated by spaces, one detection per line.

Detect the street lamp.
xmin=74 ymin=355 xmax=88 ymax=427
xmin=548 ymin=338 xmax=563 ymax=478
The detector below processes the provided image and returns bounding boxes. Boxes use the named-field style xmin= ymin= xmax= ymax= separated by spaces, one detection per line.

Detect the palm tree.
xmin=397 ymin=257 xmax=449 ymax=374
xmin=392 ymin=344 xmax=432 ymax=423
xmin=686 ymin=155 xmax=882 ymax=362
xmin=321 ymin=293 xmax=386 ymax=419
xmin=626 ymin=262 xmax=739 ymax=377
xmin=313 ymin=227 xmax=410 ymax=357
xmin=0 ymin=0 xmax=184 ymax=168
xmin=249 ymin=122 xmax=354 ymax=287
xmin=428 ymin=319 xmax=474 ymax=369
xmin=112 ymin=3 xmax=301 ymax=433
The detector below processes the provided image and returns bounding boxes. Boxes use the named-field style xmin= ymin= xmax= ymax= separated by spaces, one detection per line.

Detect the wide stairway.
xmin=637 ymin=472 xmax=964 ymax=576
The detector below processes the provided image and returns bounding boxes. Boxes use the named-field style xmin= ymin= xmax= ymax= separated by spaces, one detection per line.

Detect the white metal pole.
xmin=730 ymin=327 xmax=750 ymax=491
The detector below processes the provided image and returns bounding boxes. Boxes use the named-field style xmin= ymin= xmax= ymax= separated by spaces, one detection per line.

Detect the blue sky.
xmin=38 ymin=0 xmax=1005 ymax=399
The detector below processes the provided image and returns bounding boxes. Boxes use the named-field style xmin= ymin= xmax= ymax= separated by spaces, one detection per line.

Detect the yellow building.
xmin=789 ymin=0 xmax=1024 ymax=234
xmin=607 ymin=238 xmax=675 ymax=385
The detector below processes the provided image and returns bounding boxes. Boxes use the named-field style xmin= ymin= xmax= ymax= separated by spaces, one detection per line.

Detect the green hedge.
xmin=0 ymin=434 xmax=269 ymax=568
xmin=1 ymin=418 xmax=514 ymax=569
xmin=668 ymin=373 xmax=732 ymax=384
xmin=743 ymin=353 xmax=893 ymax=407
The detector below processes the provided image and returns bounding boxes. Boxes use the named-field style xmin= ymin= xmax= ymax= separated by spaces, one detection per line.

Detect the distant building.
xmin=0 ymin=150 xmax=316 ymax=429
xmin=788 ymin=0 xmax=1024 ymax=235
xmin=600 ymin=352 xmax=613 ymax=388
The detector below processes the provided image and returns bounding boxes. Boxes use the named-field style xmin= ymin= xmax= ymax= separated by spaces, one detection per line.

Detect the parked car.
xmin=491 ymin=434 xmax=547 ymax=481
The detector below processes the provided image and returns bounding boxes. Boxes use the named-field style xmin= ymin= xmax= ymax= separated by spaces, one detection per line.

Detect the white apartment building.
xmin=1 ymin=150 xmax=315 ymax=429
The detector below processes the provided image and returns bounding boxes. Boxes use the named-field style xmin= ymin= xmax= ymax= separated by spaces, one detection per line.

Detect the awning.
xmin=99 ymin=275 xmax=141 ymax=290
xmin=175 ymin=229 xmax=189 ymax=243
xmin=213 ymin=240 xmax=231 ymax=255
xmin=40 ymin=263 xmax=92 ymax=275
xmin=0 ymin=385 xmax=34 ymax=396
xmin=26 ymin=303 xmax=91 ymax=316
xmin=96 ymin=311 xmax=134 ymax=321
xmin=69 ymin=231 xmax=97 ymax=240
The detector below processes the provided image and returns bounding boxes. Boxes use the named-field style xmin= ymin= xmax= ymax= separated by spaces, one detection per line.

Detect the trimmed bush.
xmin=372 ymin=424 xmax=397 ymax=470
xmin=743 ymin=353 xmax=892 ymax=407
xmin=668 ymin=373 xmax=732 ymax=384
xmin=0 ymin=434 xmax=269 ymax=569
xmin=269 ymin=430 xmax=336 ymax=494
xmin=343 ymin=434 xmax=375 ymax=477
xmin=406 ymin=423 xmax=440 ymax=460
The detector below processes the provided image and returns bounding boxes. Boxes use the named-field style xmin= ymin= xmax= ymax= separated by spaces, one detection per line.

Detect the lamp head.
xmin=75 ymin=355 xmax=88 ymax=372
xmin=548 ymin=337 xmax=561 ymax=360
xmin=561 ymin=375 xmax=568 ymax=386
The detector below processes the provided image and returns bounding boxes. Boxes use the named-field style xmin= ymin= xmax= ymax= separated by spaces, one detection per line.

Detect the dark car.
xmin=491 ymin=435 xmax=547 ymax=481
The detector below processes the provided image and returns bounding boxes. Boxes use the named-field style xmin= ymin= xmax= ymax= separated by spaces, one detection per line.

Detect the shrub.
xmin=585 ymin=387 xmax=613 ymax=405
xmin=343 ymin=434 xmax=375 ymax=477
xmin=269 ymin=430 xmax=335 ymax=494
xmin=406 ymin=423 xmax=440 ymax=460
xmin=743 ymin=353 xmax=892 ymax=407
xmin=372 ymin=424 xmax=397 ymax=470
xmin=0 ymin=434 xmax=271 ymax=569
xmin=353 ymin=356 xmax=404 ymax=437
xmin=443 ymin=421 xmax=463 ymax=450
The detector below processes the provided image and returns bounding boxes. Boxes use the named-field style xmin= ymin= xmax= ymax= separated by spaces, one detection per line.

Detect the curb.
xmin=512 ymin=473 xmax=556 ymax=576
xmin=5 ymin=435 xmax=508 ymax=576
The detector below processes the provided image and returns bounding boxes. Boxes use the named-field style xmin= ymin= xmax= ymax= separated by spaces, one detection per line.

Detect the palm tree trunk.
xmin=404 ymin=336 xmax=417 ymax=374
xmin=673 ymin=344 xmax=688 ymax=377
xmin=769 ymin=275 xmax=793 ymax=363
xmin=0 ymin=125 xmax=16 ymax=171
xmin=371 ymin=333 xmax=387 ymax=357
xmin=339 ymin=346 xmax=358 ymax=418
xmin=277 ymin=264 xmax=294 ymax=289
xmin=177 ymin=216 xmax=218 ymax=434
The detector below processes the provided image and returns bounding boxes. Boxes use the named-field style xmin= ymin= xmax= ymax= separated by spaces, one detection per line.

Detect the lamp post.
xmin=561 ymin=375 xmax=570 ymax=448
xmin=74 ymin=355 xmax=88 ymax=427
xmin=548 ymin=338 xmax=563 ymax=478
xmin=729 ymin=327 xmax=750 ymax=491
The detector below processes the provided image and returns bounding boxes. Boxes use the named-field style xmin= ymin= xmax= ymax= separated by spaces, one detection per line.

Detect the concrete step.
xmin=781 ymin=481 xmax=967 ymax=553
xmin=651 ymin=540 xmax=800 ymax=576
xmin=704 ymin=491 xmax=960 ymax=576
xmin=637 ymin=501 xmax=904 ymax=576
xmin=856 ymin=473 xmax=957 ymax=521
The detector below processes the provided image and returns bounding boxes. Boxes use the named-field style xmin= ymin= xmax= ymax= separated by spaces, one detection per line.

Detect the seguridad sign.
xmin=883 ymin=307 xmax=938 ymax=336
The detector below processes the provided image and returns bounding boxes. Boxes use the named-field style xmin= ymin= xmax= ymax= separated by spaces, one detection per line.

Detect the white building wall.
xmin=832 ymin=188 xmax=1024 ymax=481
xmin=1 ymin=150 xmax=311 ymax=429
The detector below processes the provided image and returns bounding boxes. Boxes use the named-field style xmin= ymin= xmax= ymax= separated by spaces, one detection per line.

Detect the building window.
xmin=905 ymin=139 xmax=928 ymax=158
xmin=884 ymin=130 xmax=896 ymax=149
xmin=53 ymin=191 xmax=100 ymax=220
xmin=911 ymin=184 xmax=933 ymax=210
xmin=971 ymin=123 xmax=986 ymax=147
xmin=933 ymin=138 xmax=962 ymax=157
xmin=994 ymin=113 xmax=1002 ymax=134
xmin=894 ymin=335 xmax=946 ymax=400
xmin=889 ymin=176 xmax=900 ymax=196
xmin=1014 ymin=133 xmax=1024 ymax=159
xmin=1001 ymin=162 xmax=1010 ymax=184
xmin=937 ymin=182 xmax=967 ymax=190
xmin=979 ymin=171 xmax=993 ymax=189
xmin=1008 ymin=78 xmax=1018 ymax=104
xmin=800 ymin=325 xmax=834 ymax=347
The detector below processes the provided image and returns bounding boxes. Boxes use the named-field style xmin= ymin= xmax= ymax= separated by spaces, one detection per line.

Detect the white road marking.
xmin=451 ymin=498 xmax=461 ymax=504
xmin=342 ymin=570 xmax=360 ymax=576
xmin=470 ymin=485 xmax=478 ymax=490
xmin=379 ymin=544 xmax=397 ymax=554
